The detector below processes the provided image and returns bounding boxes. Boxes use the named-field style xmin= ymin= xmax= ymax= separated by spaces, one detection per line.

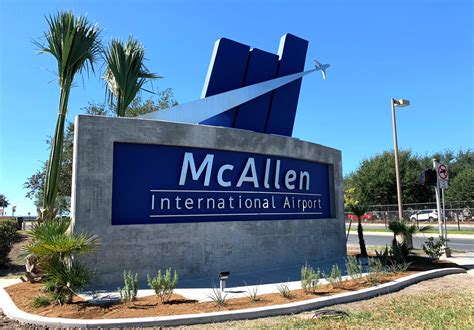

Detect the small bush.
xmin=423 ymin=237 xmax=448 ymax=260
xmin=386 ymin=260 xmax=412 ymax=273
xmin=244 ymin=281 xmax=260 ymax=303
xmin=147 ymin=268 xmax=179 ymax=303
xmin=277 ymin=282 xmax=292 ymax=299
xmin=206 ymin=287 xmax=228 ymax=307
xmin=301 ymin=264 xmax=321 ymax=292
xmin=43 ymin=259 xmax=95 ymax=305
xmin=367 ymin=258 xmax=386 ymax=285
xmin=119 ymin=271 xmax=138 ymax=304
xmin=374 ymin=246 xmax=391 ymax=266
xmin=32 ymin=295 xmax=52 ymax=308
xmin=345 ymin=256 xmax=363 ymax=280
xmin=323 ymin=264 xmax=343 ymax=288
xmin=0 ymin=219 xmax=17 ymax=267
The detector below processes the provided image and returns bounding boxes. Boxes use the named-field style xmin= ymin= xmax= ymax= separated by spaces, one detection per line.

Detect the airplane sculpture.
xmin=140 ymin=34 xmax=329 ymax=138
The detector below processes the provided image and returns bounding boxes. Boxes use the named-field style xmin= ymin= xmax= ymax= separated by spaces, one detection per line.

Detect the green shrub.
xmin=244 ymin=281 xmax=260 ymax=303
xmin=300 ymin=264 xmax=321 ymax=292
xmin=277 ymin=282 xmax=292 ymax=299
xmin=423 ymin=237 xmax=448 ymax=260
xmin=205 ymin=287 xmax=228 ymax=307
xmin=345 ymin=256 xmax=362 ymax=280
xmin=43 ymin=259 xmax=94 ymax=304
xmin=374 ymin=246 xmax=391 ymax=266
xmin=323 ymin=264 xmax=343 ymax=288
xmin=367 ymin=257 xmax=386 ymax=285
xmin=0 ymin=219 xmax=17 ymax=267
xmin=22 ymin=218 xmax=99 ymax=304
xmin=147 ymin=268 xmax=178 ymax=303
xmin=119 ymin=271 xmax=138 ymax=304
xmin=32 ymin=295 xmax=52 ymax=308
xmin=386 ymin=260 xmax=412 ymax=273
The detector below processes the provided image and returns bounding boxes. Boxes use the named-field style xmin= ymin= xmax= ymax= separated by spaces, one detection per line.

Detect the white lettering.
xmin=217 ymin=164 xmax=234 ymax=187
xmin=285 ymin=170 xmax=297 ymax=190
xmin=179 ymin=152 xmax=214 ymax=186
xmin=236 ymin=157 xmax=259 ymax=188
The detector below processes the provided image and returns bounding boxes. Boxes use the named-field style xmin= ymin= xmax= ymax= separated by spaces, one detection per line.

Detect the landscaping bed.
xmin=5 ymin=257 xmax=461 ymax=320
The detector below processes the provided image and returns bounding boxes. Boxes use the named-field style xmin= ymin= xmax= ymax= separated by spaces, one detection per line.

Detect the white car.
xmin=410 ymin=209 xmax=438 ymax=222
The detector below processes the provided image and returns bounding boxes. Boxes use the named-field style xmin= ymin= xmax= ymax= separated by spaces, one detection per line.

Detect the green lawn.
xmin=248 ymin=290 xmax=474 ymax=329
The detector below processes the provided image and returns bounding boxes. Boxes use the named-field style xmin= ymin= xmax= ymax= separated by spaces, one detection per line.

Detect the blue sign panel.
xmin=112 ymin=143 xmax=332 ymax=225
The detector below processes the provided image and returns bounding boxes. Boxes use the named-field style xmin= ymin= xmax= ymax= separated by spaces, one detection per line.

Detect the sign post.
xmin=434 ymin=160 xmax=450 ymax=257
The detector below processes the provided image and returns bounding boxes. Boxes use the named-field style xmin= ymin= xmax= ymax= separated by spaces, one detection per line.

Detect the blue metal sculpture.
xmin=140 ymin=34 xmax=329 ymax=137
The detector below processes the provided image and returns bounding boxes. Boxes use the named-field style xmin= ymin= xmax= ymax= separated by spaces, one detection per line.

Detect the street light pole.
xmin=391 ymin=98 xmax=410 ymax=220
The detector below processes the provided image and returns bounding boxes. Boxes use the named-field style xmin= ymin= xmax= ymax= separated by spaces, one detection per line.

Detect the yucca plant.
xmin=348 ymin=203 xmax=368 ymax=257
xmin=103 ymin=37 xmax=160 ymax=117
xmin=22 ymin=218 xmax=100 ymax=304
xmin=35 ymin=11 xmax=101 ymax=221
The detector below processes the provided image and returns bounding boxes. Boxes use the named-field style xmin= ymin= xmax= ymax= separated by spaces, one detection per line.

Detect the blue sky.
xmin=0 ymin=0 xmax=472 ymax=216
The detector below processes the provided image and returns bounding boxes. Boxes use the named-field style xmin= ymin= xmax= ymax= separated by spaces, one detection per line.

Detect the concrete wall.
xmin=71 ymin=115 xmax=345 ymax=287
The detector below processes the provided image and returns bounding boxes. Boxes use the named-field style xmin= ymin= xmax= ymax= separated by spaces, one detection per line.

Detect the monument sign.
xmin=71 ymin=34 xmax=345 ymax=286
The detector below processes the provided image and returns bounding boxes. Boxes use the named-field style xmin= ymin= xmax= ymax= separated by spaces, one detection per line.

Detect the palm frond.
xmin=348 ymin=204 xmax=368 ymax=219
xmin=103 ymin=36 xmax=160 ymax=117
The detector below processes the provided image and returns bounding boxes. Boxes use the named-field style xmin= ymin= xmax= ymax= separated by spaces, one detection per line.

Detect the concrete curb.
xmin=0 ymin=267 xmax=465 ymax=328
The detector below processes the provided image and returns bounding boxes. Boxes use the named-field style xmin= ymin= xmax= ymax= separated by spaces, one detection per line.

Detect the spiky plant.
xmin=22 ymin=218 xmax=100 ymax=304
xmin=35 ymin=11 xmax=101 ymax=221
xmin=103 ymin=37 xmax=160 ymax=117
xmin=348 ymin=203 xmax=368 ymax=257
xmin=388 ymin=220 xmax=432 ymax=250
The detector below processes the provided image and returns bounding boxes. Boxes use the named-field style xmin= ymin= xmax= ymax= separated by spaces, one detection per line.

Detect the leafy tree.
xmin=348 ymin=204 xmax=368 ymax=257
xmin=446 ymin=167 xmax=474 ymax=202
xmin=0 ymin=194 xmax=9 ymax=208
xmin=24 ymin=92 xmax=177 ymax=213
xmin=348 ymin=150 xmax=434 ymax=206
xmin=104 ymin=37 xmax=160 ymax=117
xmin=35 ymin=12 xmax=101 ymax=221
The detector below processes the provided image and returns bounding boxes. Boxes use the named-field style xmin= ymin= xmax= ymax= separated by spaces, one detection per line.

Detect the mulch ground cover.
xmin=5 ymin=271 xmax=412 ymax=319
xmin=4 ymin=256 xmax=462 ymax=320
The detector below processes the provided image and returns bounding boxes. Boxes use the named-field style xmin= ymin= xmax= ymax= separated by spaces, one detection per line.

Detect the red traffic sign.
xmin=437 ymin=164 xmax=449 ymax=181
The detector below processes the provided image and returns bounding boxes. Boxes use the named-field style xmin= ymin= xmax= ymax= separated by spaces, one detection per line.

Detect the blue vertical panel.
xmin=265 ymin=34 xmax=308 ymax=137
xmin=233 ymin=49 xmax=279 ymax=132
xmin=199 ymin=38 xmax=250 ymax=127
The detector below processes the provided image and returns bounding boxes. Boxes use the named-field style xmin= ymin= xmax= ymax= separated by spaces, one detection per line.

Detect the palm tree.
xmin=36 ymin=12 xmax=101 ymax=221
xmin=103 ymin=37 xmax=160 ymax=117
xmin=22 ymin=218 xmax=100 ymax=303
xmin=388 ymin=220 xmax=432 ymax=250
xmin=348 ymin=204 xmax=368 ymax=257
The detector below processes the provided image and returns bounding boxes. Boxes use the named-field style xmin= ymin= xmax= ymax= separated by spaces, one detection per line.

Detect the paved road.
xmin=348 ymin=233 xmax=474 ymax=252
xmin=346 ymin=223 xmax=474 ymax=231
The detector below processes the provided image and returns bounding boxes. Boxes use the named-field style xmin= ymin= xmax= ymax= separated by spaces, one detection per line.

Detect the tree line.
xmin=344 ymin=149 xmax=473 ymax=207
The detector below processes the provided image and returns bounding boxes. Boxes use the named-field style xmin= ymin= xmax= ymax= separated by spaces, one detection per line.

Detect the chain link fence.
xmin=345 ymin=200 xmax=474 ymax=223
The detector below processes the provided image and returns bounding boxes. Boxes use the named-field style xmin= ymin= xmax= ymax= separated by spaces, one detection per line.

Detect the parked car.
xmin=410 ymin=209 xmax=438 ymax=222
xmin=346 ymin=213 xmax=377 ymax=221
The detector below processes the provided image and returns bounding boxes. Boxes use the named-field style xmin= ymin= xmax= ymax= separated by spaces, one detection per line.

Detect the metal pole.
xmin=433 ymin=159 xmax=443 ymax=239
xmin=391 ymin=98 xmax=403 ymax=220
xmin=441 ymin=187 xmax=451 ymax=256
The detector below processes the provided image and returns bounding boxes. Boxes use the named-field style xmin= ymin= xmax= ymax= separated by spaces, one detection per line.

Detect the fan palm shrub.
xmin=22 ymin=218 xmax=100 ymax=304
xmin=388 ymin=219 xmax=432 ymax=261
xmin=348 ymin=203 xmax=368 ymax=257
xmin=103 ymin=37 xmax=160 ymax=117
xmin=35 ymin=11 xmax=101 ymax=221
